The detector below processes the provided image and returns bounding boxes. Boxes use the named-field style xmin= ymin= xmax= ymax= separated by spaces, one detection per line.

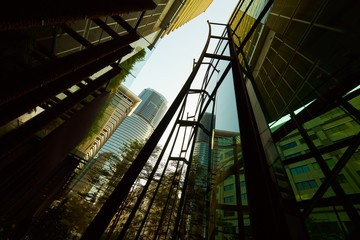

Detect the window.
xmin=241 ymin=193 xmax=247 ymax=200
xmin=224 ymin=196 xmax=235 ymax=203
xmin=290 ymin=165 xmax=310 ymax=175
xmin=326 ymin=159 xmax=336 ymax=166
xmin=240 ymin=181 xmax=246 ymax=187
xmin=312 ymin=162 xmax=320 ymax=170
xmin=224 ymin=184 xmax=234 ymax=191
xmin=312 ymin=159 xmax=336 ymax=170
xmin=284 ymin=152 xmax=302 ymax=160
xmin=224 ymin=210 xmax=235 ymax=217
xmin=280 ymin=141 xmax=297 ymax=151
xmin=325 ymin=124 xmax=348 ymax=135
xmin=225 ymin=175 xmax=234 ymax=181
xmin=296 ymin=180 xmax=318 ymax=191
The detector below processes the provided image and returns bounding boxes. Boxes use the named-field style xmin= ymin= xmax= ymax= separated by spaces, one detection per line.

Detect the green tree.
xmin=79 ymin=48 xmax=147 ymax=144
xmin=83 ymin=139 xmax=161 ymax=205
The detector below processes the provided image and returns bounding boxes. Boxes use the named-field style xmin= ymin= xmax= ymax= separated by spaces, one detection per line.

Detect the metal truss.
xmin=81 ymin=1 xmax=312 ymax=239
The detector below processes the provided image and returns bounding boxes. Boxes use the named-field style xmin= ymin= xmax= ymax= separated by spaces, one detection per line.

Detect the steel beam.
xmin=80 ymin=21 xmax=213 ymax=240
xmin=227 ymin=24 xmax=308 ymax=239
xmin=290 ymin=111 xmax=360 ymax=223
xmin=0 ymin=45 xmax=133 ymax=126
xmin=0 ymin=0 xmax=157 ymax=31
xmin=301 ymin=132 xmax=360 ymax=220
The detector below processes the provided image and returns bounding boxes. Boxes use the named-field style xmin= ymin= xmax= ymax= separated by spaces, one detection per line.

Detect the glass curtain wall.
xmin=228 ymin=0 xmax=360 ymax=238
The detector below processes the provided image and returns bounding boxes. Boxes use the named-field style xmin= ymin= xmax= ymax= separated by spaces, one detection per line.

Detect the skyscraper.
xmin=0 ymin=1 xmax=212 ymax=233
xmin=75 ymin=84 xmax=141 ymax=161
xmin=193 ymin=112 xmax=214 ymax=170
xmin=99 ymin=88 xmax=167 ymax=157
xmin=72 ymin=88 xmax=167 ymax=194
xmin=84 ymin=1 xmax=360 ymax=239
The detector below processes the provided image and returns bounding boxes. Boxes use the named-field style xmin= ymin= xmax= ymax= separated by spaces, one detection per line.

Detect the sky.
xmin=123 ymin=0 xmax=241 ymax=135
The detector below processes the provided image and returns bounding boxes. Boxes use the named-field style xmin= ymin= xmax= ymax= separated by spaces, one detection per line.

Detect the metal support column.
xmin=227 ymin=23 xmax=308 ymax=239
xmin=80 ymin=21 xmax=213 ymax=240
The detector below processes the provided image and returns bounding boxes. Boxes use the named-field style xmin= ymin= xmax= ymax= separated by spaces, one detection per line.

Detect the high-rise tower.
xmin=72 ymin=88 xmax=167 ymax=194
xmin=99 ymin=88 xmax=167 ymax=157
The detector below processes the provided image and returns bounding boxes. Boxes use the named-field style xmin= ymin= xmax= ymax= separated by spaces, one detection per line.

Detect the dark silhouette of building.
xmin=0 ymin=0 xmax=197 ymax=236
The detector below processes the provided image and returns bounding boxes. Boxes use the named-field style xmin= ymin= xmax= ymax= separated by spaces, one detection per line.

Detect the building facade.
xmin=0 ymin=1 xmax=214 ymax=235
xmin=76 ymin=85 xmax=141 ymax=161
xmin=224 ymin=0 xmax=360 ymax=238
xmin=98 ymin=88 xmax=167 ymax=157
xmin=72 ymin=88 xmax=167 ymax=195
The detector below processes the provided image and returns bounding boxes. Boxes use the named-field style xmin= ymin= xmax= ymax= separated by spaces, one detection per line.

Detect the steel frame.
xmin=80 ymin=1 xmax=313 ymax=239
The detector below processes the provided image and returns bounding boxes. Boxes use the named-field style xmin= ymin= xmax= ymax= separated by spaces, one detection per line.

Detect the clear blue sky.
xmin=124 ymin=0 xmax=240 ymax=133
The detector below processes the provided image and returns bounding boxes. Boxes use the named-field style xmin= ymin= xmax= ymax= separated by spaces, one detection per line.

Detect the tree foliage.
xmin=79 ymin=48 xmax=147 ymax=144
xmin=107 ymin=48 xmax=146 ymax=91
xmin=83 ymin=138 xmax=161 ymax=205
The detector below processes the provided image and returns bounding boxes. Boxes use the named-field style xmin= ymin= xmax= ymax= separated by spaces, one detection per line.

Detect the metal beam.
xmin=0 ymin=0 xmax=157 ymax=31
xmin=92 ymin=18 xmax=122 ymax=39
xmin=290 ymin=112 xmax=360 ymax=223
xmin=227 ymin=24 xmax=308 ymax=239
xmin=80 ymin=21 xmax=213 ymax=240
xmin=0 ymin=66 xmax=123 ymax=161
xmin=111 ymin=15 xmax=138 ymax=36
xmin=302 ymin=132 xmax=360 ymax=219
xmin=61 ymin=23 xmax=93 ymax=48
xmin=0 ymin=44 xmax=134 ymax=125
xmin=204 ymin=53 xmax=233 ymax=61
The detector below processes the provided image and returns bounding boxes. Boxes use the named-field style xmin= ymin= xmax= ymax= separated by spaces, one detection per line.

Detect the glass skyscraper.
xmin=72 ymin=88 xmax=167 ymax=194
xmin=98 ymin=88 xmax=168 ymax=157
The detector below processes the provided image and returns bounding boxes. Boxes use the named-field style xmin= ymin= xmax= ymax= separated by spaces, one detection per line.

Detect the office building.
xmin=75 ymin=85 xmax=141 ymax=161
xmin=99 ymin=88 xmax=167 ymax=157
xmin=72 ymin=88 xmax=167 ymax=195
xmin=233 ymin=0 xmax=359 ymax=238
xmin=83 ymin=1 xmax=360 ymax=239
xmin=0 ymin=1 xmax=214 ymax=235
xmin=164 ymin=0 xmax=214 ymax=35
xmin=193 ymin=112 xmax=214 ymax=169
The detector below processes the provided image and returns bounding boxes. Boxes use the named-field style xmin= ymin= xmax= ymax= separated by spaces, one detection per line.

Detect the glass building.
xmin=98 ymin=88 xmax=167 ymax=157
xmin=72 ymin=88 xmax=167 ymax=195
xmin=73 ymin=1 xmax=360 ymax=239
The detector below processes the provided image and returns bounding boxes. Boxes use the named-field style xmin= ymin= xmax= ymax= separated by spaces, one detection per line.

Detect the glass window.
xmin=280 ymin=141 xmax=297 ymax=151
xmin=290 ymin=165 xmax=310 ymax=175
xmin=296 ymin=180 xmax=318 ymax=191
xmin=224 ymin=184 xmax=234 ymax=191
xmin=312 ymin=162 xmax=320 ymax=170
xmin=326 ymin=159 xmax=336 ymax=166
xmin=224 ymin=196 xmax=235 ymax=203
xmin=241 ymin=193 xmax=247 ymax=200
xmin=240 ymin=181 xmax=246 ymax=187
xmin=225 ymin=175 xmax=234 ymax=180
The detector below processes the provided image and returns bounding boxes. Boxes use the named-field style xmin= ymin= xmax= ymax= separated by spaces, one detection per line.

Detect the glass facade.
xmin=79 ymin=1 xmax=360 ymax=239
xmin=227 ymin=0 xmax=360 ymax=238
xmin=71 ymin=88 xmax=167 ymax=195
xmin=209 ymin=130 xmax=247 ymax=240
